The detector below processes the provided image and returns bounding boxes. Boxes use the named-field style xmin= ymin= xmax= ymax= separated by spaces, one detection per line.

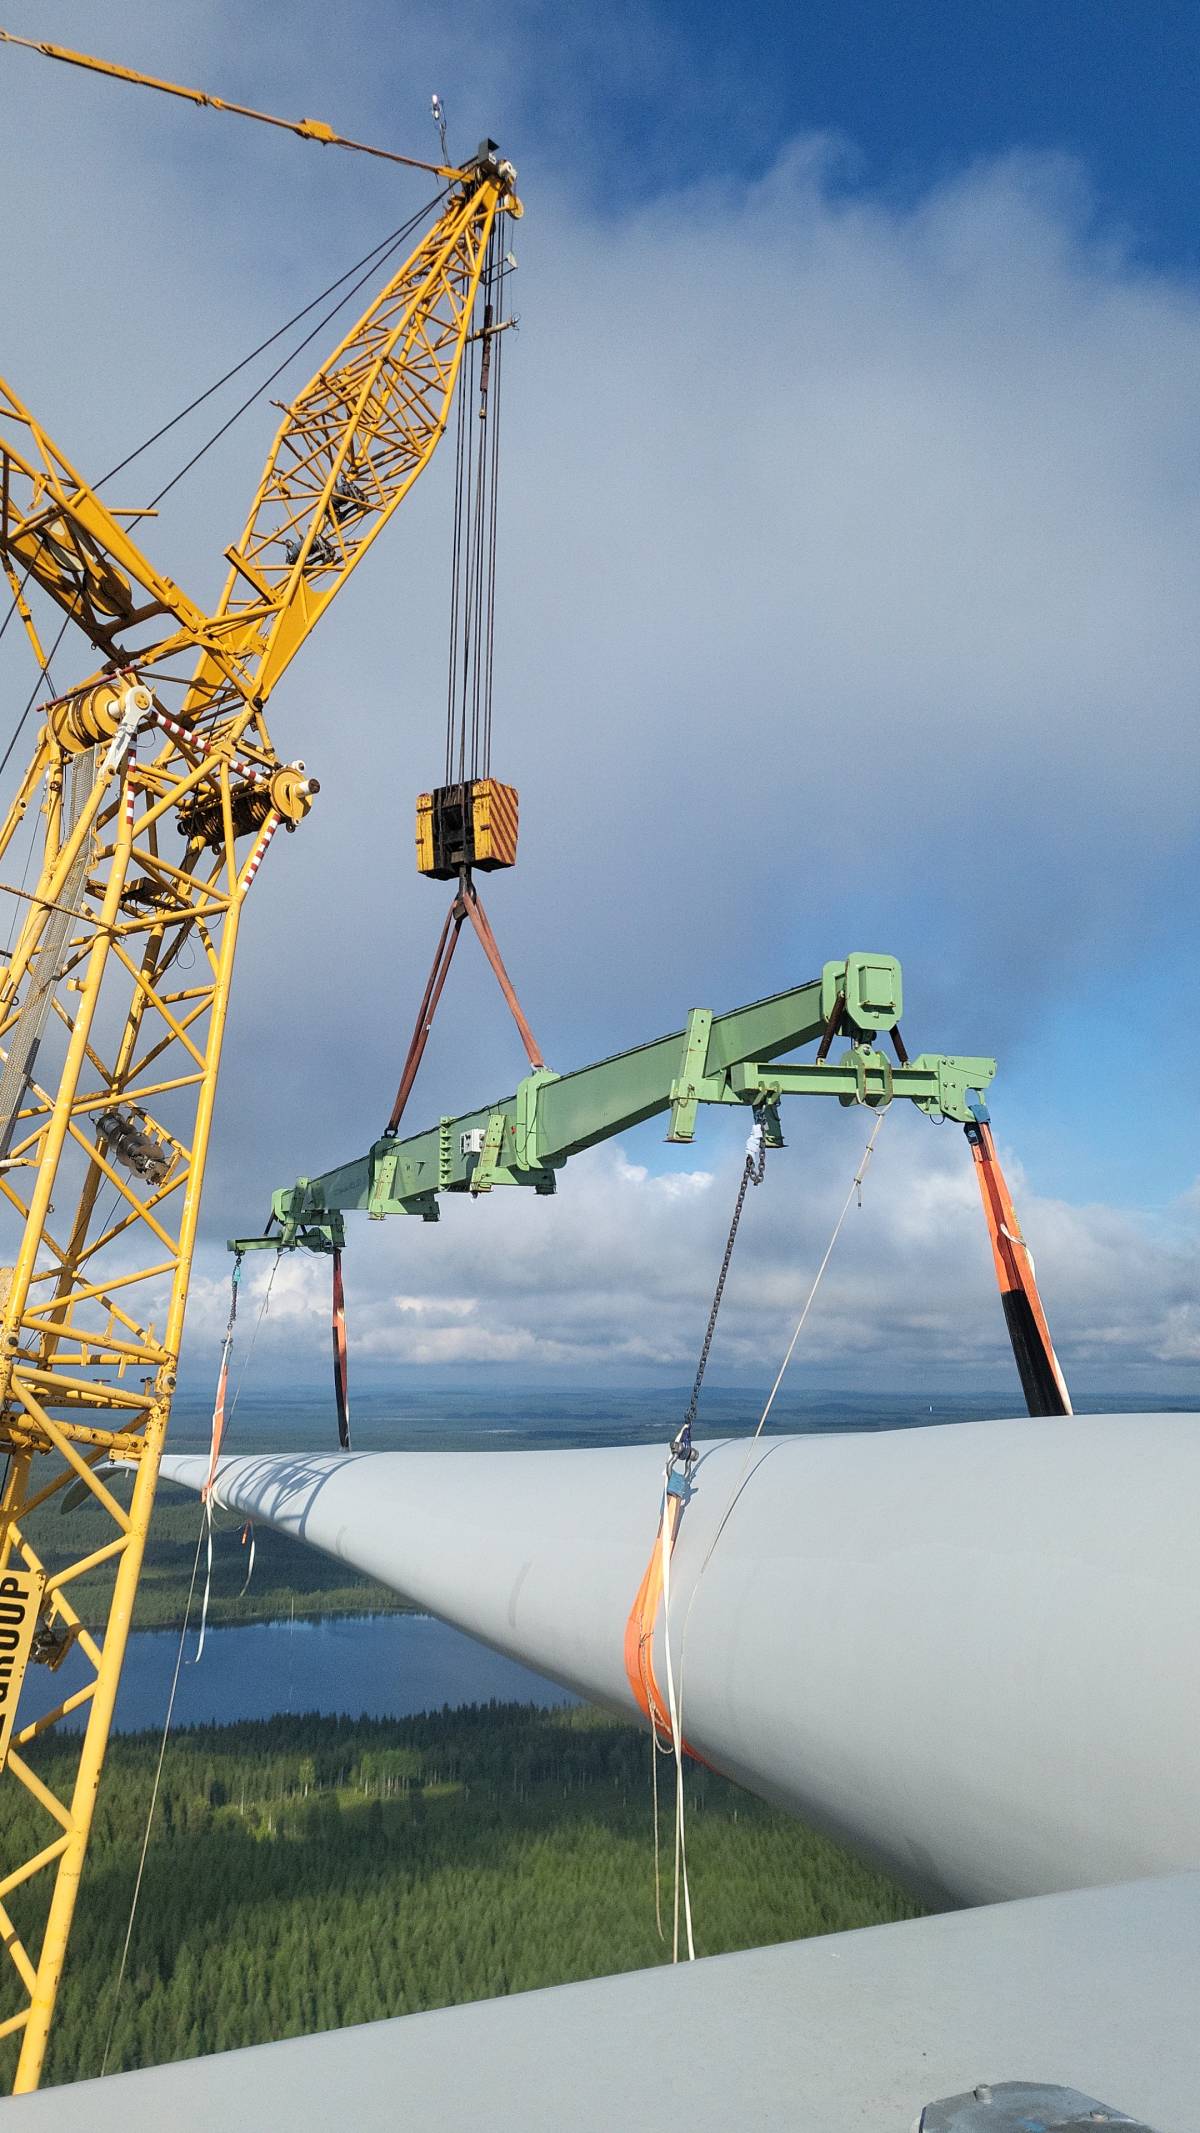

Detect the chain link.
xmin=675 ymin=1115 xmax=768 ymax=1453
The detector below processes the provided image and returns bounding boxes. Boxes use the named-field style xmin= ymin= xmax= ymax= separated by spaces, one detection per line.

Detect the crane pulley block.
xmin=46 ymin=677 xmax=153 ymax=756
xmin=820 ymin=954 xmax=903 ymax=1036
xmin=176 ymin=762 xmax=317 ymax=849
xmin=416 ymin=778 xmax=518 ymax=879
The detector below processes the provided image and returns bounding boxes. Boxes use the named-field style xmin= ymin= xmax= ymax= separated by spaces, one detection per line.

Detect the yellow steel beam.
xmin=0 ymin=153 xmax=520 ymax=2089
xmin=0 ymin=27 xmax=458 ymax=177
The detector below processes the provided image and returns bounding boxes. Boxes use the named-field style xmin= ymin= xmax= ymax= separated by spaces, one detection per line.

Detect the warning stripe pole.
xmin=965 ymin=1118 xmax=1072 ymax=1417
xmin=152 ymin=707 xmax=263 ymax=784
xmin=238 ymin=809 xmax=281 ymax=896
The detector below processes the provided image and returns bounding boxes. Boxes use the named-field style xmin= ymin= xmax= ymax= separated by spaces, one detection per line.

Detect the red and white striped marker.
xmin=124 ymin=748 xmax=138 ymax=833
xmin=151 ymin=708 xmax=197 ymax=756
xmin=152 ymin=708 xmax=261 ymax=785
xmin=239 ymin=808 xmax=281 ymax=896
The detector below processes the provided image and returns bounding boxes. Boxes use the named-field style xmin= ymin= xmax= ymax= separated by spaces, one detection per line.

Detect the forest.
xmin=5 ymin=1700 xmax=924 ymax=2089
xmin=27 ymin=1486 xmax=411 ymax=1631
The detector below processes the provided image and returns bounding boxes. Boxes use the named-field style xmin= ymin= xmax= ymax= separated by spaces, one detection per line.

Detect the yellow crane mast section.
xmin=0 ymin=130 xmax=520 ymax=2092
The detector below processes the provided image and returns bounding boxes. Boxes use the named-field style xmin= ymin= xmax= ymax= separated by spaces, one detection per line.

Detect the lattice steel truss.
xmin=0 ymin=148 xmax=517 ymax=2090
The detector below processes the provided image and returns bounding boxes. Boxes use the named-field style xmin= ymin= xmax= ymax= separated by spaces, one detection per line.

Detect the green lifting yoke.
xmin=231 ymin=953 xmax=995 ymax=1258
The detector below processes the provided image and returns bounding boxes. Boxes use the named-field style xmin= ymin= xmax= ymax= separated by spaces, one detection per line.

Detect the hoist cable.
xmin=452 ymin=332 xmax=479 ymax=784
xmin=483 ymin=301 xmax=505 ymax=777
xmin=444 ymin=342 xmax=470 ymax=784
xmin=444 ymin=221 xmax=507 ymax=791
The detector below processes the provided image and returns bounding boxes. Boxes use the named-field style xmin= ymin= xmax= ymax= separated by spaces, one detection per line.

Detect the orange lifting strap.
xmin=623 ymin=1477 xmax=698 ymax=1755
xmin=201 ymin=1248 xmax=242 ymax=1500
xmin=966 ymin=1118 xmax=1072 ymax=1417
xmin=385 ymin=876 xmax=544 ymax=1138
xmin=331 ymin=1247 xmax=351 ymax=1450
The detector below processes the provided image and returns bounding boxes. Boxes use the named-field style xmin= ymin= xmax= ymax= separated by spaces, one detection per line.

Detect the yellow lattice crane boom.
xmin=0 ymin=52 xmax=520 ymax=2086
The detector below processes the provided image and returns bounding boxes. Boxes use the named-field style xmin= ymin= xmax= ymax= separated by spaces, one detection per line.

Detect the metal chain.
xmin=674 ymin=1114 xmax=768 ymax=1457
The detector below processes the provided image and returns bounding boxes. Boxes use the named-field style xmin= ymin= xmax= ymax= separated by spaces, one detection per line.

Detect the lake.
xmin=17 ymin=1613 xmax=576 ymax=1736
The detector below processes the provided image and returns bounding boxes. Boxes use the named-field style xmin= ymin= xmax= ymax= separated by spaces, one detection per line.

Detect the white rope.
xmin=999 ymin=1220 xmax=1035 ymax=1280
xmin=648 ymin=1712 xmax=665 ymax=1940
xmin=193 ymin=1254 xmax=278 ymax=1662
xmin=103 ymin=1252 xmax=282 ymax=2061
xmin=751 ymin=1109 xmax=887 ymax=1449
xmin=193 ymin=1502 xmax=217 ymax=1664
xmin=660 ymin=1473 xmax=695 ymax=1963
xmin=99 ymin=1520 xmax=206 ymax=2077
xmin=670 ymin=1109 xmax=889 ymax=1879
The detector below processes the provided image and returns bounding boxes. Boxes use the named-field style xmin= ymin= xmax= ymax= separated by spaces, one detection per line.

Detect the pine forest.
xmin=5 ymin=1701 xmax=924 ymax=2088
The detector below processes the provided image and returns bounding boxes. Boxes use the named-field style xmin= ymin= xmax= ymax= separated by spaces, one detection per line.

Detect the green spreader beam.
xmin=232 ymin=953 xmax=995 ymax=1256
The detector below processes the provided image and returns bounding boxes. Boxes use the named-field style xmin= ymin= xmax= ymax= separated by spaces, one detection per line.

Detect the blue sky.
xmin=582 ymin=1 xmax=1200 ymax=269
xmin=0 ymin=2 xmax=1197 ymax=1397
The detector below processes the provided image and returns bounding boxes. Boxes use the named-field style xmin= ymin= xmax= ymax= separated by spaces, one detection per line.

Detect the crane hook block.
xmin=416 ymin=778 xmax=518 ymax=879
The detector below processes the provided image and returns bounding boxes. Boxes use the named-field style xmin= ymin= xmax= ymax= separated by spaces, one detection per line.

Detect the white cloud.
xmin=175 ymin=1109 xmax=1200 ymax=1394
xmin=1 ymin=2 xmax=1197 ymax=1395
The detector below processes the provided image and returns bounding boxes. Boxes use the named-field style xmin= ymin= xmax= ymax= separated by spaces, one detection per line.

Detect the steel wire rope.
xmin=0 ymin=206 xmax=439 ymax=775
xmin=679 ymin=1122 xmax=767 ymax=1443
xmin=482 ymin=236 xmax=507 ymax=778
xmin=471 ymin=224 xmax=505 ymax=781
xmin=456 ymin=333 xmax=479 ymax=784
xmin=139 ymin=198 xmax=446 ymax=517
xmin=466 ymin=240 xmax=497 ymax=781
xmin=94 ymin=210 xmax=440 ymax=491
xmin=444 ymin=222 xmax=506 ymax=792
xmin=468 ymin=383 xmax=488 ymax=781
xmin=444 ymin=327 xmax=471 ymax=784
xmin=0 ymin=610 xmax=70 ymax=790
xmin=97 ymin=1251 xmax=280 ymax=2077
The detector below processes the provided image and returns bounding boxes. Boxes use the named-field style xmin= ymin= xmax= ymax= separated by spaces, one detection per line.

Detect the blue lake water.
xmin=18 ymin=1613 xmax=575 ymax=1736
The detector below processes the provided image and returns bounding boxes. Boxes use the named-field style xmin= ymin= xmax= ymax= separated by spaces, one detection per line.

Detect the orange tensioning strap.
xmin=623 ymin=1488 xmax=700 ymax=1755
xmin=331 ymin=1247 xmax=351 ymax=1450
xmin=201 ymin=1251 xmax=242 ymax=1500
xmin=966 ymin=1119 xmax=1072 ymax=1417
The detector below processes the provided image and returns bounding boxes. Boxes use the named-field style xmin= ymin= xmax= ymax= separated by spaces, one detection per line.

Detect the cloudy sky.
xmin=0 ymin=1 xmax=1197 ymax=1402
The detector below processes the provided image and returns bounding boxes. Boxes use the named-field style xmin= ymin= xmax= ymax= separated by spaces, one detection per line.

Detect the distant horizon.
xmin=169 ymin=1374 xmax=1200 ymax=1408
